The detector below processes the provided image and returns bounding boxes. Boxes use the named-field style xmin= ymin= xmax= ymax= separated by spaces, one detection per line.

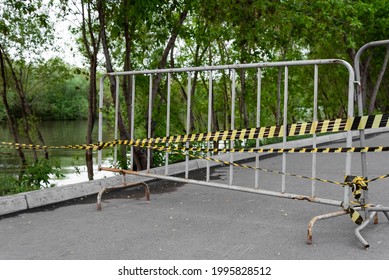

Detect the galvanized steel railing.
xmin=97 ymin=59 xmax=355 ymax=210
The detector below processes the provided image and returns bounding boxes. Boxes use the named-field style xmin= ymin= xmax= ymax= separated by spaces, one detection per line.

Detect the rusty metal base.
xmin=307 ymin=206 xmax=389 ymax=249
xmin=307 ymin=210 xmax=349 ymax=245
xmin=96 ymin=181 xmax=150 ymax=211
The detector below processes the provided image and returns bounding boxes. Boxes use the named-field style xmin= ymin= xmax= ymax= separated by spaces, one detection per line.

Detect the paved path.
xmin=1 ymin=131 xmax=389 ymax=259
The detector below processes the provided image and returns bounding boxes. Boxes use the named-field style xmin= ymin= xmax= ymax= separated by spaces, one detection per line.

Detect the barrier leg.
xmin=97 ymin=181 xmax=150 ymax=211
xmin=307 ymin=210 xmax=348 ymax=245
xmin=354 ymin=210 xmax=376 ymax=249
xmin=367 ymin=206 xmax=389 ymax=221
xmin=355 ymin=205 xmax=389 ymax=248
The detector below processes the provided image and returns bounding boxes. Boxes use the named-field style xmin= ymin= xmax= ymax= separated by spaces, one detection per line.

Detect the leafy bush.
xmin=0 ymin=159 xmax=64 ymax=196
xmin=0 ymin=173 xmax=19 ymax=196
xmin=18 ymin=159 xmax=65 ymax=189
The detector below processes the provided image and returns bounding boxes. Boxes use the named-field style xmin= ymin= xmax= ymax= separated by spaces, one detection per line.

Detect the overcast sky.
xmin=42 ymin=3 xmax=85 ymax=68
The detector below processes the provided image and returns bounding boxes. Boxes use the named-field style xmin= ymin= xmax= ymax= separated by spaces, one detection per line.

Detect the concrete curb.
xmin=1 ymin=128 xmax=388 ymax=216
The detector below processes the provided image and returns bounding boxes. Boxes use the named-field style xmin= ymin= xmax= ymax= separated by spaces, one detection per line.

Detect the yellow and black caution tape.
xmin=2 ymin=113 xmax=388 ymax=227
xmin=4 ymin=139 xmax=389 ymax=155
xmin=345 ymin=175 xmax=368 ymax=201
xmin=348 ymin=208 xmax=364 ymax=225
xmin=167 ymin=146 xmax=378 ymax=226
xmin=2 ymin=135 xmax=389 ymax=191
xmin=126 ymin=144 xmax=389 ymax=154
xmin=0 ymin=142 xmax=98 ymax=151
xmin=344 ymin=175 xmax=369 ymax=225
xmin=5 ymin=138 xmax=380 ymax=190
xmin=2 ymin=113 xmax=389 ymax=152
xmin=2 ymin=137 xmax=386 ymax=225
xmin=142 ymin=143 xmax=381 ymax=226
xmin=112 ymin=113 xmax=389 ymax=146
xmin=2 ymin=137 xmax=388 ymax=188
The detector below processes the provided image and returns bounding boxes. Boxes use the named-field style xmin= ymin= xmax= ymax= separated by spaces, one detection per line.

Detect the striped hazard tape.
xmin=134 ymin=145 xmax=389 ymax=154
xmin=3 ymin=140 xmax=389 ymax=155
xmin=4 ymin=138 xmax=386 ymax=189
xmin=2 ymin=131 xmax=386 ymax=225
xmin=1 ymin=113 xmax=389 ymax=151
xmin=116 ymin=113 xmax=389 ymax=145
xmin=143 ymin=143 xmax=377 ymax=226
xmin=0 ymin=142 xmax=99 ymax=150
xmin=143 ymin=142 xmax=386 ymax=187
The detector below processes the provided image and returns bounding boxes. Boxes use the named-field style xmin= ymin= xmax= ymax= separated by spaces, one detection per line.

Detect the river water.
xmin=0 ymin=120 xmax=115 ymax=186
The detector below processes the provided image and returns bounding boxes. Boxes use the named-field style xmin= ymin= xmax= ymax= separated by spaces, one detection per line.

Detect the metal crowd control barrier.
xmin=96 ymin=57 xmax=387 ymax=248
xmin=354 ymin=39 xmax=389 ymax=247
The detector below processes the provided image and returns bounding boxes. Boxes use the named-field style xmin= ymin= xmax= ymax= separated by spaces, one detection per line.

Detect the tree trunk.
xmin=217 ymin=40 xmax=230 ymax=130
xmin=171 ymin=44 xmax=204 ymax=133
xmin=276 ymin=66 xmax=282 ymax=126
xmin=85 ymin=55 xmax=98 ymax=180
xmin=239 ymin=69 xmax=249 ymax=128
xmin=81 ymin=0 xmax=100 ymax=180
xmin=120 ymin=0 xmax=136 ymax=169
xmin=146 ymin=9 xmax=188 ymax=167
xmin=97 ymin=0 xmax=147 ymax=171
xmin=0 ymin=46 xmax=26 ymax=165
xmin=368 ymin=46 xmax=389 ymax=114
xmin=276 ymin=49 xmax=287 ymax=125
xmin=359 ymin=54 xmax=372 ymax=112
xmin=150 ymin=10 xmax=188 ymax=106
xmin=4 ymin=50 xmax=41 ymax=161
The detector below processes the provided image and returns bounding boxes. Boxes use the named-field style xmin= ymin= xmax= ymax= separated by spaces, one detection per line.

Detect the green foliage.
xmin=0 ymin=59 xmax=89 ymax=122
xmin=0 ymin=0 xmax=54 ymax=62
xmin=18 ymin=159 xmax=65 ymax=190
xmin=2 ymin=0 xmax=389 ymax=177
xmin=0 ymin=173 xmax=20 ymax=196
xmin=0 ymin=159 xmax=64 ymax=196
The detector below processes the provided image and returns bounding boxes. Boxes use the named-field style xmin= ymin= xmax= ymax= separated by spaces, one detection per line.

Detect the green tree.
xmin=96 ymin=0 xmax=191 ymax=169
xmin=0 ymin=0 xmax=55 ymax=164
xmin=65 ymin=0 xmax=101 ymax=180
xmin=294 ymin=0 xmax=389 ymax=116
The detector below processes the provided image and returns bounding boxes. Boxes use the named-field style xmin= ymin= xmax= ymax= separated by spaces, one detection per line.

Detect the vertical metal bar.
xmin=165 ymin=73 xmax=171 ymax=175
xmin=114 ymin=75 xmax=120 ymax=168
xmin=354 ymin=40 xmax=389 ymax=179
xmin=352 ymin=41 xmax=389 ymax=215
xmin=97 ymin=76 xmax=105 ymax=169
xmin=230 ymin=69 xmax=236 ymax=186
xmin=255 ymin=68 xmax=262 ymax=189
xmin=130 ymin=75 xmax=135 ymax=171
xmin=147 ymin=74 xmax=153 ymax=172
xmin=311 ymin=65 xmax=318 ymax=197
xmin=282 ymin=66 xmax=288 ymax=193
xmin=186 ymin=71 xmax=192 ymax=179
xmin=206 ymin=70 xmax=213 ymax=182
xmin=357 ymin=82 xmax=368 ymax=210
xmin=344 ymin=63 xmax=355 ymax=210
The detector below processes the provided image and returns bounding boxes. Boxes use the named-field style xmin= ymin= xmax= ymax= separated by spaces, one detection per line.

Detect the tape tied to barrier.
xmin=1 ymin=139 xmax=389 ymax=188
xmin=113 ymin=113 xmax=389 ymax=146
xmin=344 ymin=175 xmax=369 ymax=225
xmin=344 ymin=175 xmax=368 ymax=201
xmin=348 ymin=208 xmax=364 ymax=225
xmin=144 ymin=143 xmax=384 ymax=228
xmin=1 ymin=113 xmax=389 ymax=188
xmin=2 ymin=113 xmax=389 ymax=152
xmin=1 ymin=116 xmax=387 ymax=182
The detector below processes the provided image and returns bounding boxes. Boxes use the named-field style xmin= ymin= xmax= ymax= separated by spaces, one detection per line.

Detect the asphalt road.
xmin=1 ymin=132 xmax=389 ymax=260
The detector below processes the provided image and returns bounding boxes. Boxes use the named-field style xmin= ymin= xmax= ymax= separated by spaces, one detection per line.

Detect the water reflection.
xmin=0 ymin=120 xmax=115 ymax=185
